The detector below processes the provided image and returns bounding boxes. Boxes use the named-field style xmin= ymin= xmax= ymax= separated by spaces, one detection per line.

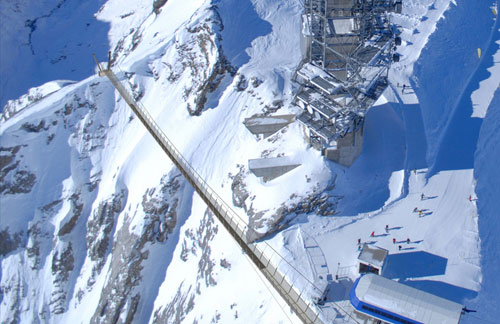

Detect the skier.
xmin=358 ymin=238 xmax=361 ymax=244
xmin=358 ymin=246 xmax=361 ymax=251
xmin=392 ymin=238 xmax=396 ymax=244
xmin=421 ymin=193 xmax=425 ymax=200
xmin=462 ymin=307 xmax=477 ymax=313
xmin=385 ymin=224 xmax=389 ymax=233
xmin=398 ymin=245 xmax=402 ymax=251
xmin=402 ymin=84 xmax=406 ymax=94
xmin=370 ymin=231 xmax=375 ymax=237
xmin=418 ymin=210 xmax=423 ymax=217
xmin=468 ymin=195 xmax=472 ymax=202
xmin=407 ymin=238 xmax=410 ymax=244
xmin=413 ymin=207 xmax=418 ymax=213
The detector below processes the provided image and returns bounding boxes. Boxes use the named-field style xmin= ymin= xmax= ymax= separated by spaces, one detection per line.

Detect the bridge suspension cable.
xmin=94 ymin=55 xmax=360 ymax=324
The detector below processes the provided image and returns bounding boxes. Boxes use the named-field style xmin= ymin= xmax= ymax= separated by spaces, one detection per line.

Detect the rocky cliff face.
xmin=0 ymin=2 xmax=229 ymax=322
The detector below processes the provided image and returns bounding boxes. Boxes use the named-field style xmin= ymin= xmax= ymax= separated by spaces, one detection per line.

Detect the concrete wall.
xmin=249 ymin=157 xmax=301 ymax=181
xmin=325 ymin=124 xmax=364 ymax=166
xmin=243 ymin=115 xmax=295 ymax=137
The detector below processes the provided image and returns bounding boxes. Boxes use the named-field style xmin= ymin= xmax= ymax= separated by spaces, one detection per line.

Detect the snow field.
xmin=2 ymin=0 xmax=500 ymax=323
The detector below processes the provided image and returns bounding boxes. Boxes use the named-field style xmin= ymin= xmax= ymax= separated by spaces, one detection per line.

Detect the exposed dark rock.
xmin=86 ymin=191 xmax=126 ymax=278
xmin=0 ymin=154 xmax=15 ymax=170
xmin=120 ymin=12 xmax=134 ymax=19
xmin=167 ymin=8 xmax=236 ymax=116
xmin=21 ymin=119 xmax=48 ymax=132
xmin=153 ymin=0 xmax=168 ymax=14
xmin=46 ymin=133 xmax=55 ymax=144
xmin=196 ymin=210 xmax=218 ymax=287
xmin=219 ymin=258 xmax=231 ymax=270
xmin=0 ymin=228 xmax=23 ymax=256
xmin=230 ymin=166 xmax=249 ymax=211
xmin=1 ymin=170 xmax=36 ymax=194
xmin=26 ymin=222 xmax=42 ymax=270
xmin=153 ymin=209 xmax=218 ymax=323
xmin=89 ymin=217 xmax=146 ymax=324
xmin=142 ymin=173 xmax=182 ymax=242
xmin=250 ymin=77 xmax=263 ymax=88
xmin=90 ymin=172 xmax=186 ymax=323
xmin=231 ymin=168 xmax=337 ymax=242
xmin=0 ymin=145 xmax=36 ymax=195
xmin=58 ymin=194 xmax=83 ymax=236
xmin=152 ymin=283 xmax=195 ymax=324
xmin=180 ymin=239 xmax=190 ymax=262
xmin=235 ymin=74 xmax=248 ymax=92
xmin=50 ymin=243 xmax=75 ymax=314
xmin=130 ymin=29 xmax=142 ymax=51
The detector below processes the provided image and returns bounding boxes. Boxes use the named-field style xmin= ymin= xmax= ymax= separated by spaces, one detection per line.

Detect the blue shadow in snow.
xmin=467 ymin=87 xmax=500 ymax=322
xmin=1 ymin=0 xmax=109 ymax=109
xmin=397 ymin=104 xmax=428 ymax=171
xmin=412 ymin=1 xmax=498 ymax=175
xmin=332 ymin=102 xmax=406 ymax=215
xmin=399 ymin=279 xmax=478 ymax=305
xmin=383 ymin=251 xmax=447 ymax=279
xmin=212 ymin=0 xmax=272 ymax=67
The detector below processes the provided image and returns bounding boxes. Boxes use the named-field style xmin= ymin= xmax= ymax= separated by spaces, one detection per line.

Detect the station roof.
xmin=243 ymin=115 xmax=295 ymax=127
xmin=357 ymin=244 xmax=388 ymax=268
xmin=248 ymin=156 xmax=300 ymax=170
xmin=352 ymin=274 xmax=463 ymax=324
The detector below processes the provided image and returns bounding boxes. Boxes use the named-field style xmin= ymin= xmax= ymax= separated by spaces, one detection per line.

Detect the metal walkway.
xmin=96 ymin=65 xmax=359 ymax=324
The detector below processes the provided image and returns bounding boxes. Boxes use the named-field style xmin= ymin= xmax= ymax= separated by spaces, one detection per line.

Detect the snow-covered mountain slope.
xmin=1 ymin=0 xmax=499 ymax=323
xmin=0 ymin=0 xmax=109 ymax=109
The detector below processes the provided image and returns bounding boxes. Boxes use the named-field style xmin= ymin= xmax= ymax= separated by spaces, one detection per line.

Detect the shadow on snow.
xmin=399 ymin=279 xmax=478 ymax=305
xmin=383 ymin=251 xmax=447 ymax=279
xmin=412 ymin=0 xmax=498 ymax=175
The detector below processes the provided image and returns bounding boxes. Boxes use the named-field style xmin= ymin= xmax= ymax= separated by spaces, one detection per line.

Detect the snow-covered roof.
xmin=243 ymin=115 xmax=295 ymax=127
xmin=248 ymin=156 xmax=300 ymax=170
xmin=352 ymin=274 xmax=463 ymax=324
xmin=357 ymin=244 xmax=388 ymax=268
xmin=332 ymin=18 xmax=355 ymax=35
xmin=297 ymin=63 xmax=340 ymax=85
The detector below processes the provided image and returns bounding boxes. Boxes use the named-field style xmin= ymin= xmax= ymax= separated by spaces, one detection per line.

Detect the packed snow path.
xmin=97 ymin=65 xmax=355 ymax=324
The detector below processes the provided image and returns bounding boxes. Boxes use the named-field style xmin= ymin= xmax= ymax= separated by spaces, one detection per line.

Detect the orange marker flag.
xmin=477 ymin=48 xmax=482 ymax=59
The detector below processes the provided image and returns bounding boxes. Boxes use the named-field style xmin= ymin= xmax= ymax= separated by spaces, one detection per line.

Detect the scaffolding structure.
xmin=304 ymin=0 xmax=401 ymax=83
xmin=296 ymin=0 xmax=400 ymax=166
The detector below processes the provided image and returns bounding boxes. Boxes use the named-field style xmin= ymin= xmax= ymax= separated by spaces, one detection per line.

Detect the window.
xmin=361 ymin=305 xmax=417 ymax=324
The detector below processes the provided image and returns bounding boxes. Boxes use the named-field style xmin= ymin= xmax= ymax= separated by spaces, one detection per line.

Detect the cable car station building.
xmin=350 ymin=274 xmax=464 ymax=324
